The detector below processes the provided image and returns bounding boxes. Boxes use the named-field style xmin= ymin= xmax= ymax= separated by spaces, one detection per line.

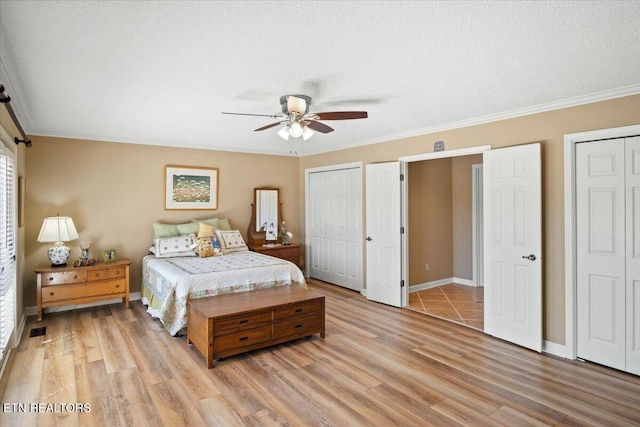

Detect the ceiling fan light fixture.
xmin=302 ymin=126 xmax=314 ymax=140
xmin=289 ymin=121 xmax=303 ymax=138
xmin=277 ymin=126 xmax=290 ymax=140
xmin=287 ymin=96 xmax=307 ymax=115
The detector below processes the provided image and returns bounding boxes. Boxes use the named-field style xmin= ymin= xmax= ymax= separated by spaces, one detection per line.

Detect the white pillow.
xmin=154 ymin=234 xmax=197 ymax=257
xmin=215 ymin=229 xmax=249 ymax=254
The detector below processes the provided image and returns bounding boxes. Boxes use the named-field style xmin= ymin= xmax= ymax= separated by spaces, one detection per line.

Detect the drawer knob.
xmin=49 ymin=292 xmax=54 ymax=296
xmin=48 ymin=277 xmax=53 ymax=281
xmin=114 ymin=270 xmax=120 ymax=274
xmin=115 ymin=284 xmax=120 ymax=288
xmin=239 ymin=337 xmax=248 ymax=342
xmin=94 ymin=273 xmax=100 ymax=277
xmin=295 ymin=324 xmax=303 ymax=328
xmin=295 ymin=308 xmax=303 ymax=313
xmin=73 ymin=275 xmax=78 ymax=279
xmin=239 ymin=319 xmax=248 ymax=324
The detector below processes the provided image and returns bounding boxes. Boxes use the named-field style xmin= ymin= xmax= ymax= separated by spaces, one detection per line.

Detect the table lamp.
xmin=37 ymin=216 xmax=79 ymax=267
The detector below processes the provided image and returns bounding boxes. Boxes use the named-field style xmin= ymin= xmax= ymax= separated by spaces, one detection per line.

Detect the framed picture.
xmin=102 ymin=249 xmax=118 ymax=263
xmin=165 ymin=165 xmax=218 ymax=210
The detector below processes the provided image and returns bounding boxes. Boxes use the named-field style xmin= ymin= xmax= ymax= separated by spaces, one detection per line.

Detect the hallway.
xmin=408 ymin=284 xmax=484 ymax=330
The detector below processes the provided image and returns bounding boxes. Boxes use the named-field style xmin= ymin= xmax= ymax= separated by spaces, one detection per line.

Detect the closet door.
xmin=576 ymin=139 xmax=626 ymax=371
xmin=308 ymin=167 xmax=362 ymax=291
xmin=626 ymin=136 xmax=640 ymax=375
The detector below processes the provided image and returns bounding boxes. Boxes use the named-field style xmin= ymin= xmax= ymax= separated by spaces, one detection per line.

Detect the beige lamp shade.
xmin=37 ymin=216 xmax=79 ymax=243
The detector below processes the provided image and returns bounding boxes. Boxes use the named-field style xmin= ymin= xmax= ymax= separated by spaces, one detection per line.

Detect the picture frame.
xmin=165 ymin=165 xmax=218 ymax=210
xmin=102 ymin=249 xmax=118 ymax=263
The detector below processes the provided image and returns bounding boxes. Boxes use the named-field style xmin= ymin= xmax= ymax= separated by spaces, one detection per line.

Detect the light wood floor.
xmin=2 ymin=279 xmax=640 ymax=426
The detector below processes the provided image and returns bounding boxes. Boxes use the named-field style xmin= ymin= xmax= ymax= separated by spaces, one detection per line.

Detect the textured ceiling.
xmin=1 ymin=1 xmax=639 ymax=156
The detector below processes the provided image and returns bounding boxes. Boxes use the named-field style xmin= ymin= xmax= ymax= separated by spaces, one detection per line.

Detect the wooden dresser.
xmin=188 ymin=286 xmax=324 ymax=368
xmin=249 ymin=243 xmax=303 ymax=269
xmin=35 ymin=258 xmax=131 ymax=321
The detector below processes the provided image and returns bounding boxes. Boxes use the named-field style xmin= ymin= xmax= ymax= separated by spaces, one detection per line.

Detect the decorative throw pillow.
xmin=215 ymin=229 xmax=248 ymax=254
xmin=194 ymin=236 xmax=222 ymax=258
xmin=197 ymin=222 xmax=218 ymax=238
xmin=176 ymin=222 xmax=200 ymax=236
xmin=153 ymin=222 xmax=198 ymax=238
xmin=154 ymin=234 xmax=196 ymax=257
xmin=193 ymin=217 xmax=232 ymax=230
xmin=152 ymin=222 xmax=180 ymax=238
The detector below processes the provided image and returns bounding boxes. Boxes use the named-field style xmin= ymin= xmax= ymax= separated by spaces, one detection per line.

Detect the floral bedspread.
xmin=141 ymin=252 xmax=306 ymax=335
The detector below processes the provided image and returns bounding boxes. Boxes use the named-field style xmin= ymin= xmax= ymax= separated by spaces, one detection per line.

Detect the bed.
xmin=141 ymin=223 xmax=306 ymax=335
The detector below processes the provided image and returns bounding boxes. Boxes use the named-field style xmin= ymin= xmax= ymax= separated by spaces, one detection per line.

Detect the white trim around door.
xmin=564 ymin=124 xmax=640 ymax=360
xmin=305 ymin=161 xmax=364 ymax=293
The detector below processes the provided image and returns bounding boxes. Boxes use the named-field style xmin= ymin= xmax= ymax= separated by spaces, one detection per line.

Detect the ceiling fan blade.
xmin=314 ymin=111 xmax=368 ymax=120
xmin=222 ymin=112 xmax=285 ymax=119
xmin=254 ymin=121 xmax=286 ymax=131
xmin=306 ymin=120 xmax=334 ymax=134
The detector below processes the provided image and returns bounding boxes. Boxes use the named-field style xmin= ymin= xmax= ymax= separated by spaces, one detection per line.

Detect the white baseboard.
xmin=25 ymin=292 xmax=142 ymax=317
xmin=409 ymin=277 xmax=477 ymax=293
xmin=542 ymin=340 xmax=567 ymax=358
xmin=453 ymin=277 xmax=475 ymax=287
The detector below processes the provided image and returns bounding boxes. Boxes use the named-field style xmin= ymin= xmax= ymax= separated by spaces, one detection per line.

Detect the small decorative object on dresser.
xmin=102 ymin=249 xmax=118 ymax=263
xmin=35 ymin=258 xmax=131 ymax=321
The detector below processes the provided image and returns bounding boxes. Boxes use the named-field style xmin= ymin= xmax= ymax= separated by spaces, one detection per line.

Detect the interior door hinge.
xmin=400 ymin=173 xmax=405 ymax=181
xmin=400 ymin=226 xmax=405 ymax=234
xmin=401 ymin=280 xmax=405 ymax=287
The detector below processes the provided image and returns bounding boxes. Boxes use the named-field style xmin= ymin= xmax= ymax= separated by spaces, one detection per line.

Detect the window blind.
xmin=0 ymin=147 xmax=16 ymax=363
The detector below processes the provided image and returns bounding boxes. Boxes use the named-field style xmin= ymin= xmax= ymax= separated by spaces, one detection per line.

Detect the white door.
xmin=309 ymin=168 xmax=362 ymax=291
xmin=483 ymin=144 xmax=542 ymax=352
xmin=626 ymin=136 xmax=640 ymax=375
xmin=576 ymin=139 xmax=626 ymax=370
xmin=366 ymin=162 xmax=402 ymax=306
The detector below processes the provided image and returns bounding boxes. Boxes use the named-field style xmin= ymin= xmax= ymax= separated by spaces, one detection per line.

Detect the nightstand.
xmin=35 ymin=258 xmax=131 ymax=321
xmin=249 ymin=244 xmax=303 ymax=269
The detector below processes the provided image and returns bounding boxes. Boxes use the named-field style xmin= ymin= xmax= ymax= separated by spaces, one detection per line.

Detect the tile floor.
xmin=407 ymin=283 xmax=484 ymax=330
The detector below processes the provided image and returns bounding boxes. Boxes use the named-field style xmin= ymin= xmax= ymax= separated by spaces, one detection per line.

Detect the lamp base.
xmin=48 ymin=242 xmax=71 ymax=267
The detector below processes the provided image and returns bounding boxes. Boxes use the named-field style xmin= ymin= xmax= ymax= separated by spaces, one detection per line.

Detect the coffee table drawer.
xmin=273 ymin=313 xmax=323 ymax=340
xmin=213 ymin=325 xmax=272 ymax=353
xmin=213 ymin=311 xmax=272 ymax=335
xmin=273 ymin=300 xmax=322 ymax=320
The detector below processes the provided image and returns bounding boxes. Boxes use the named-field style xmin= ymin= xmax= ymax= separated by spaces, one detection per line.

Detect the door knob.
xmin=522 ymin=254 xmax=536 ymax=261
xmin=366 ymin=237 xmax=372 ymax=241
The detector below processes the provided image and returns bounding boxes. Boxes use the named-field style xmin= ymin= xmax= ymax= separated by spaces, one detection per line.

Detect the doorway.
xmin=565 ymin=125 xmax=640 ymax=375
xmin=565 ymin=124 xmax=640 ymax=362
xmin=305 ymin=162 xmax=363 ymax=292
xmin=404 ymin=154 xmax=485 ymax=329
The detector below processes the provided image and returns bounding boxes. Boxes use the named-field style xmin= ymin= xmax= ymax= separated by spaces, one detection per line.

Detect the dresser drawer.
xmin=213 ymin=325 xmax=272 ymax=353
xmin=86 ymin=266 xmax=126 ymax=282
xmin=269 ymin=248 xmax=299 ymax=259
xmin=213 ymin=311 xmax=272 ymax=335
xmin=273 ymin=313 xmax=322 ymax=340
xmin=42 ymin=279 xmax=126 ymax=303
xmin=41 ymin=270 xmax=85 ymax=285
xmin=273 ymin=300 xmax=322 ymax=320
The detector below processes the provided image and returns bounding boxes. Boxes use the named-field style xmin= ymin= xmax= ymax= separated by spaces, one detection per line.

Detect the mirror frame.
xmin=247 ymin=187 xmax=281 ymax=246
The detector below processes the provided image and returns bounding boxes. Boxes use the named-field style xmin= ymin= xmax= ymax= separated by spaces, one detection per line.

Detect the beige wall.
xmin=299 ymin=94 xmax=640 ymax=345
xmin=408 ymin=158 xmax=453 ymax=285
xmin=452 ymin=154 xmax=482 ymax=280
xmin=23 ymin=137 xmax=300 ymax=307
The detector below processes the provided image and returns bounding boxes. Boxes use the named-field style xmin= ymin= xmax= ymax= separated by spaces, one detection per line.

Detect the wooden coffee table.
xmin=187 ymin=285 xmax=325 ymax=368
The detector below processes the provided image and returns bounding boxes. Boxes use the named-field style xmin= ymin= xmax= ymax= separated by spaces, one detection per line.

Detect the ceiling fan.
xmin=222 ymin=95 xmax=368 ymax=141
